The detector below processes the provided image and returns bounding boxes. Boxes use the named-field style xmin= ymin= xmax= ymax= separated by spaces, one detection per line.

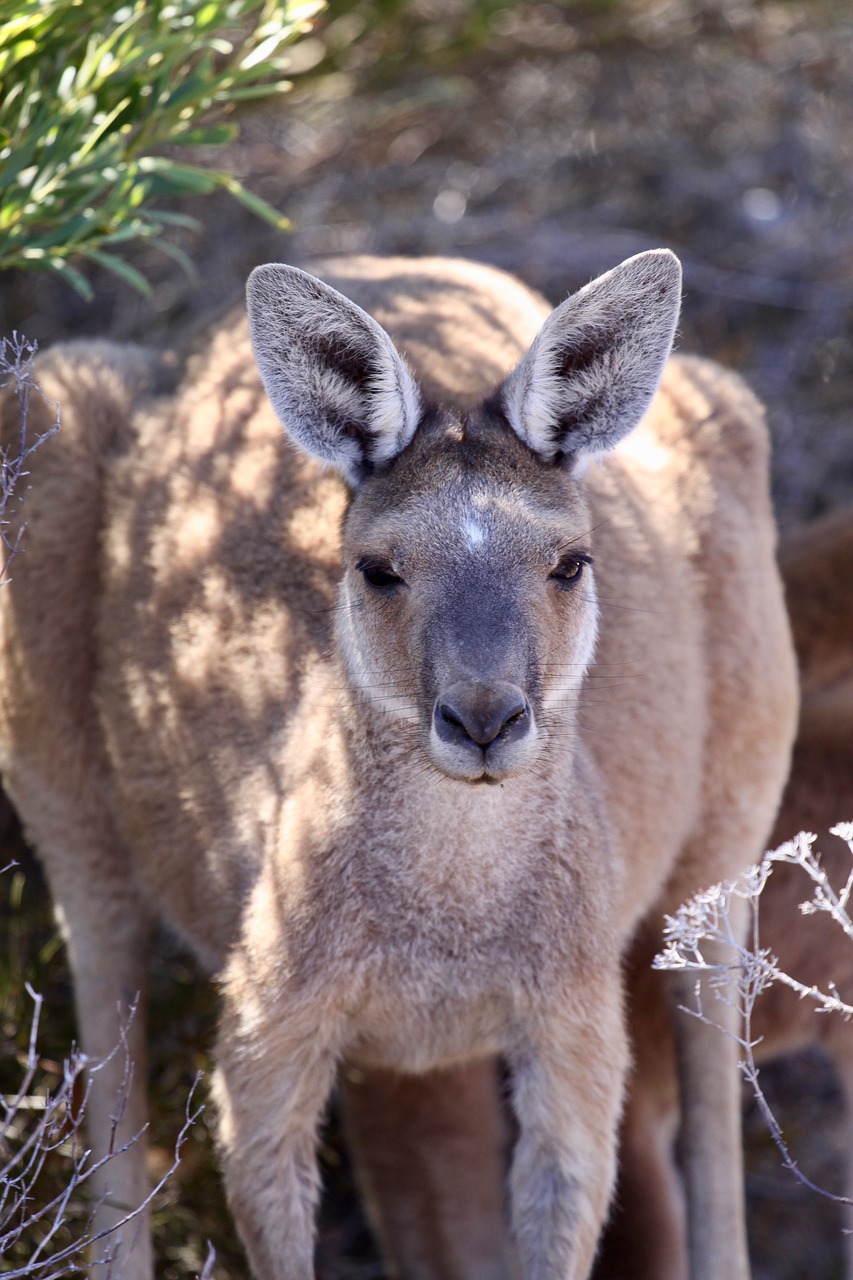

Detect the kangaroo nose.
xmin=434 ymin=681 xmax=529 ymax=749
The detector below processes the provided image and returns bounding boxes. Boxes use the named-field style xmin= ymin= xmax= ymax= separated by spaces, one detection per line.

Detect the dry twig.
xmin=655 ymin=824 xmax=853 ymax=1204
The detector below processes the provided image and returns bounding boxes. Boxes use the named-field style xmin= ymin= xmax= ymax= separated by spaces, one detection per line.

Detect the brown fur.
xmin=594 ymin=506 xmax=853 ymax=1280
xmin=0 ymin=255 xmax=797 ymax=1278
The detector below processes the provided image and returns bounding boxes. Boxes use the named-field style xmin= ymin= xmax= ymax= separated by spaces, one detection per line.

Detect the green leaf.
xmin=44 ymin=256 xmax=95 ymax=300
xmin=0 ymin=36 xmax=38 ymax=76
xmin=74 ymin=96 xmax=133 ymax=162
xmin=137 ymin=156 xmax=221 ymax=193
xmin=167 ymin=121 xmax=240 ymax=146
xmin=218 ymin=79 xmax=292 ymax=101
xmin=140 ymin=208 xmax=202 ymax=231
xmin=0 ymin=129 xmax=40 ymax=187
xmin=84 ymin=246 xmax=153 ymax=294
xmin=219 ymin=174 xmax=291 ymax=230
xmin=150 ymin=234 xmax=197 ymax=280
xmin=23 ymin=213 xmax=97 ymax=251
xmin=239 ymin=29 xmax=292 ymax=70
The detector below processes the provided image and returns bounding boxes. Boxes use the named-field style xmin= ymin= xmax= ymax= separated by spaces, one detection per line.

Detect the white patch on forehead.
xmin=464 ymin=514 xmax=488 ymax=551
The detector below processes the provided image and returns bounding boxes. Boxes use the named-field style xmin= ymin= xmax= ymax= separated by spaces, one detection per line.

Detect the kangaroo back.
xmin=595 ymin=505 xmax=853 ymax=1280
xmin=751 ymin=507 xmax=853 ymax=1062
xmin=0 ymin=342 xmax=180 ymax=1278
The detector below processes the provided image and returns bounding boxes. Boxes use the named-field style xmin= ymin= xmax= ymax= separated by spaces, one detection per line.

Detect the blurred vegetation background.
xmin=2 ymin=1 xmax=853 ymax=1277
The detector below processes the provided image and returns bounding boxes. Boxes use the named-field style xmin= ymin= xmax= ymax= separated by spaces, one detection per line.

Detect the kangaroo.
xmin=0 ymin=252 xmax=797 ymax=1280
xmin=592 ymin=506 xmax=853 ymax=1280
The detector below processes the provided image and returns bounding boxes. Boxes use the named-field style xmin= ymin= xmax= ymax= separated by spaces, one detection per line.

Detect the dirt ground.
xmin=2 ymin=1 xmax=853 ymax=1277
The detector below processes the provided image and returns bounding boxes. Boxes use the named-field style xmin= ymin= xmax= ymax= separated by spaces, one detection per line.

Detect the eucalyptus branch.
xmin=0 ymin=0 xmax=326 ymax=297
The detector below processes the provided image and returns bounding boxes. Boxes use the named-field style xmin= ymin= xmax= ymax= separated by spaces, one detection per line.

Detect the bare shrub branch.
xmin=0 ymin=335 xmax=59 ymax=583
xmin=0 ymin=982 xmax=206 ymax=1276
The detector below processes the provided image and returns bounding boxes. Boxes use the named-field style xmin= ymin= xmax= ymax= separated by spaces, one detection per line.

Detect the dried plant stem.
xmin=656 ymin=823 xmax=853 ymax=1205
xmin=0 ymin=334 xmax=59 ymax=582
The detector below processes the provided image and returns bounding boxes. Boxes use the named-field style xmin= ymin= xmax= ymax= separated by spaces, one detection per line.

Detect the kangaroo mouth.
xmin=430 ymin=754 xmax=528 ymax=784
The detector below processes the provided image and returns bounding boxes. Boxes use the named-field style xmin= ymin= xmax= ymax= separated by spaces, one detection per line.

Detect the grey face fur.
xmin=339 ymin=411 xmax=599 ymax=782
xmin=247 ymin=251 xmax=682 ymax=783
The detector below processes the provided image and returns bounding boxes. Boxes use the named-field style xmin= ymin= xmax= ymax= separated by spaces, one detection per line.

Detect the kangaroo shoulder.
xmin=651 ymin=353 xmax=769 ymax=476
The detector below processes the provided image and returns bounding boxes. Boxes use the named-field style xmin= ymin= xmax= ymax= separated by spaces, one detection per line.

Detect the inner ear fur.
xmin=500 ymin=249 xmax=682 ymax=466
xmin=247 ymin=263 xmax=422 ymax=486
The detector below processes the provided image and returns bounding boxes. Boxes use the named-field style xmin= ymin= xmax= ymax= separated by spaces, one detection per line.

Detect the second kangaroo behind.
xmin=0 ymin=252 xmax=797 ymax=1279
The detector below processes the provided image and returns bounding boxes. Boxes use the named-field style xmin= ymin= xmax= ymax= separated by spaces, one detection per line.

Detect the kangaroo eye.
xmin=550 ymin=555 xmax=589 ymax=587
xmin=357 ymin=558 xmax=405 ymax=591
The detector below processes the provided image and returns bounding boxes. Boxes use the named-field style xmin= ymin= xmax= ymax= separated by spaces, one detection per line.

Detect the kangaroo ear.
xmin=247 ymin=264 xmax=423 ymax=486
xmin=500 ymin=250 xmax=682 ymax=467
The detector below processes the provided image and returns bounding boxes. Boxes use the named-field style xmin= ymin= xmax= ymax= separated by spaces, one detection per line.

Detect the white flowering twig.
xmin=655 ymin=823 xmax=853 ymax=1204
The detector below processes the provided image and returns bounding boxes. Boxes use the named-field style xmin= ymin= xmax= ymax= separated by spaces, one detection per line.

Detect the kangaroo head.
xmin=248 ymin=251 xmax=681 ymax=783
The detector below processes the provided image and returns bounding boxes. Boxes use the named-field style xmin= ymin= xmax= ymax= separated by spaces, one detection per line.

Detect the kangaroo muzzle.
xmin=430 ymin=679 xmax=536 ymax=781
